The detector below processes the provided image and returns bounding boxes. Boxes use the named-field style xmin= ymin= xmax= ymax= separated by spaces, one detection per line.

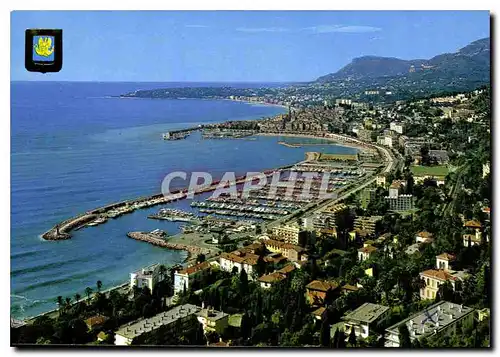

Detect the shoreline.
xmin=117 ymin=94 xmax=290 ymax=111
xmin=220 ymin=97 xmax=289 ymax=110
xmin=256 ymin=132 xmax=377 ymax=153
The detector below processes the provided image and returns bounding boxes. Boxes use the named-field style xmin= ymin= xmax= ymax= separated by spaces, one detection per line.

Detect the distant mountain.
xmin=316 ymin=37 xmax=490 ymax=86
xmin=316 ymin=56 xmax=426 ymax=81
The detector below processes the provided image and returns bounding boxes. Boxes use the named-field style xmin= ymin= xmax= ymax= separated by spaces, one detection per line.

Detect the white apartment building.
xmin=385 ymin=301 xmax=475 ymax=347
xmin=173 ymin=261 xmax=211 ymax=295
xmin=114 ymin=304 xmax=200 ymax=345
xmin=390 ymin=122 xmax=404 ymax=134
xmin=130 ymin=264 xmax=163 ymax=294
xmin=342 ymin=303 xmax=390 ymax=339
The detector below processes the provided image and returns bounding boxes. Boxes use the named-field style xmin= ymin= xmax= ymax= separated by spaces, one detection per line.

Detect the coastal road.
xmin=265 ymin=135 xmax=398 ymax=229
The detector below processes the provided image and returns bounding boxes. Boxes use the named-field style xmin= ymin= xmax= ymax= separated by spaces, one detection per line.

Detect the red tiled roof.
xmin=220 ymin=252 xmax=260 ymax=265
xmin=464 ymin=220 xmax=482 ymax=228
xmin=312 ymin=307 xmax=326 ymax=316
xmin=436 ymin=253 xmax=456 ymax=261
xmin=306 ymin=280 xmax=339 ymax=292
xmin=417 ymin=231 xmax=433 ymax=239
xmin=258 ymin=272 xmax=286 ymax=284
xmin=264 ymin=254 xmax=287 ymax=264
xmin=177 ymin=261 xmax=211 ymax=275
xmin=420 ymin=269 xmax=457 ymax=281
xmin=84 ymin=315 xmax=109 ymax=327
xmin=358 ymin=245 xmax=377 ymax=254
xmin=262 ymin=239 xmax=304 ymax=252
xmin=341 ymin=284 xmax=359 ymax=292
xmin=277 ymin=264 xmax=296 ymax=275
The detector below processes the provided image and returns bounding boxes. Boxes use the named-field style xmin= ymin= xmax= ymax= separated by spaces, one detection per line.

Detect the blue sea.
xmin=11 ymin=81 xmax=356 ymax=319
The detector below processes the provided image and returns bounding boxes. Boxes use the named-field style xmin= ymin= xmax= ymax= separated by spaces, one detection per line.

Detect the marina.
xmin=148 ymin=208 xmax=197 ymax=222
xmin=40 ymin=166 xmax=294 ymax=241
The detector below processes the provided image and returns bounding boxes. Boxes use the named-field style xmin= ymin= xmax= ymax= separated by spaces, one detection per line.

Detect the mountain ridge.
xmin=316 ymin=37 xmax=490 ymax=83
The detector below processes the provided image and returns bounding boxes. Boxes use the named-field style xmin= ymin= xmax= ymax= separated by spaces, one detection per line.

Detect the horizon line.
xmin=10 ymin=80 xmax=309 ymax=84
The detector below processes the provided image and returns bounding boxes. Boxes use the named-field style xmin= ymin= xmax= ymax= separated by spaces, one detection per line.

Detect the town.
xmin=11 ymin=85 xmax=491 ymax=348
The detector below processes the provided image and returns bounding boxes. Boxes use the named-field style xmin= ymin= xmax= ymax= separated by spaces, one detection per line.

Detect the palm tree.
xmin=65 ymin=297 xmax=72 ymax=313
xmin=74 ymin=293 xmax=81 ymax=302
xmin=159 ymin=264 xmax=167 ymax=282
xmin=56 ymin=295 xmax=63 ymax=316
xmin=85 ymin=287 xmax=93 ymax=305
xmin=96 ymin=280 xmax=103 ymax=293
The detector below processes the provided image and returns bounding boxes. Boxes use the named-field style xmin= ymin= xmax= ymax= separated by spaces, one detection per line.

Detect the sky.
xmin=11 ymin=10 xmax=490 ymax=82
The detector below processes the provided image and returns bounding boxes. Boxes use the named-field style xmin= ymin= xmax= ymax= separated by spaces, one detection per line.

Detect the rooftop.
xmin=420 ymin=269 xmax=458 ymax=281
xmin=354 ymin=216 xmax=383 ymax=223
xmin=312 ymin=307 xmax=326 ymax=317
xmin=176 ymin=261 xmax=211 ymax=276
xmin=115 ymin=304 xmax=200 ymax=340
xmin=220 ymin=251 xmax=260 ymax=266
xmin=405 ymin=243 xmax=422 ymax=255
xmin=341 ymin=284 xmax=359 ymax=293
xmin=258 ymin=272 xmax=286 ymax=284
xmin=196 ymin=308 xmax=228 ymax=321
xmin=133 ymin=263 xmax=160 ymax=278
xmin=417 ymin=231 xmax=433 ymax=239
xmin=262 ymin=239 xmax=304 ymax=252
xmin=276 ymin=264 xmax=297 ymax=275
xmin=464 ymin=220 xmax=482 ymax=228
xmin=390 ymin=180 xmax=404 ymax=189
xmin=358 ymin=245 xmax=377 ymax=254
xmin=342 ymin=303 xmax=389 ymax=324
xmin=306 ymin=280 xmax=339 ymax=292
xmin=322 ymin=203 xmax=347 ymax=214
xmin=84 ymin=315 xmax=109 ymax=328
xmin=385 ymin=301 xmax=474 ymax=339
xmin=436 ymin=253 xmax=456 ymax=261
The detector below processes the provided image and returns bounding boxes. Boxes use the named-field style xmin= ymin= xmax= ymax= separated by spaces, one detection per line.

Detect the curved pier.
xmin=41 ymin=165 xmax=293 ymax=241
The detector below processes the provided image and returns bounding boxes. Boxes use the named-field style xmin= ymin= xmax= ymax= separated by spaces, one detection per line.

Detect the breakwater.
xmin=126 ymin=232 xmax=212 ymax=260
xmin=41 ymin=165 xmax=293 ymax=241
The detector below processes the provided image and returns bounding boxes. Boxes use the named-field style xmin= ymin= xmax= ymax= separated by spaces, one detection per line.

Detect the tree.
xmin=158 ymin=264 xmax=168 ymax=282
xmin=435 ymin=281 xmax=454 ymax=302
xmin=85 ymin=287 xmax=93 ymax=304
xmin=320 ymin=319 xmax=331 ymax=347
xmin=332 ymin=329 xmax=340 ymax=348
xmin=64 ymin=297 xmax=72 ymax=313
xmin=96 ymin=280 xmax=103 ymax=293
xmin=56 ymin=296 xmax=63 ymax=316
xmin=196 ymin=253 xmax=206 ymax=263
xmin=348 ymin=327 xmax=357 ymax=347
xmin=405 ymin=171 xmax=415 ymax=195
xmin=398 ymin=324 xmax=412 ymax=348
xmin=240 ymin=312 xmax=251 ymax=340
xmin=337 ymin=330 xmax=347 ymax=348
xmin=420 ymin=146 xmax=430 ymax=166
xmin=239 ymin=267 xmax=249 ymax=295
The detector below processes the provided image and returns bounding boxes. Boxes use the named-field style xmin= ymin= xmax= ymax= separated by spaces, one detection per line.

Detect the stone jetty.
xmin=126 ymin=231 xmax=212 ymax=259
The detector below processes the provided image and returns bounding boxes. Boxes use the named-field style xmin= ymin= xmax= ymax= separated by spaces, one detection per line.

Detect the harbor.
xmin=41 ymin=165 xmax=294 ymax=241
